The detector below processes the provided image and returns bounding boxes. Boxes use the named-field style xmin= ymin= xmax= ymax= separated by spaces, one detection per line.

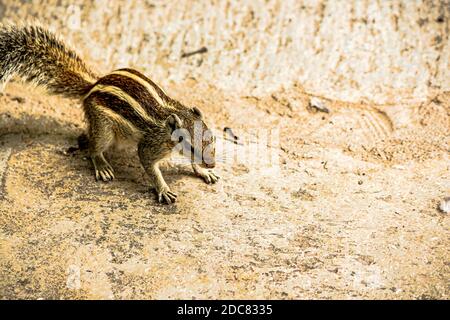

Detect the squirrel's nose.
xmin=204 ymin=161 xmax=215 ymax=169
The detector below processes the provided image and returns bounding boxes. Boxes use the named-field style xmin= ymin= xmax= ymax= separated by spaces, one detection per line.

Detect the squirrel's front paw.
xmin=94 ymin=164 xmax=115 ymax=181
xmin=92 ymin=154 xmax=115 ymax=182
xmin=197 ymin=169 xmax=220 ymax=184
xmin=156 ymin=186 xmax=177 ymax=204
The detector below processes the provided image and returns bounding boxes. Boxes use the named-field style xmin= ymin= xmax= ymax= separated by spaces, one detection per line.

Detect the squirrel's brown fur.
xmin=0 ymin=25 xmax=218 ymax=204
xmin=0 ymin=25 xmax=97 ymax=98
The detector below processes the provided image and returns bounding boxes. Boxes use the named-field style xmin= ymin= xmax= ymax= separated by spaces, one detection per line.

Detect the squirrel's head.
xmin=165 ymin=107 xmax=216 ymax=168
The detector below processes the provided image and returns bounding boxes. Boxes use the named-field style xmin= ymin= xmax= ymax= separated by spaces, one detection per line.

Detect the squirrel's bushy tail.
xmin=0 ymin=25 xmax=98 ymax=99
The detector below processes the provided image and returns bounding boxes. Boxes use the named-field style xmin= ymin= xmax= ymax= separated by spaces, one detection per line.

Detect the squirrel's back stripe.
xmin=89 ymin=98 xmax=140 ymax=135
xmin=109 ymin=70 xmax=173 ymax=109
xmin=92 ymin=73 xmax=173 ymax=118
xmin=85 ymin=91 xmax=152 ymax=132
xmin=116 ymin=68 xmax=169 ymax=97
xmin=83 ymin=84 xmax=155 ymax=124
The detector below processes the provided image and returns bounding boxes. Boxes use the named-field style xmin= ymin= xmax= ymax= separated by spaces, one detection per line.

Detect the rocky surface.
xmin=0 ymin=0 xmax=448 ymax=103
xmin=0 ymin=81 xmax=448 ymax=299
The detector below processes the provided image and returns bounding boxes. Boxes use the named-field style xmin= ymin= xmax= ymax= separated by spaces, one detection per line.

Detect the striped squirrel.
xmin=0 ymin=25 xmax=219 ymax=204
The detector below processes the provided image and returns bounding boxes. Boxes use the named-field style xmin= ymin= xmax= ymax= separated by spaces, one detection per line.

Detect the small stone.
xmin=11 ymin=96 xmax=25 ymax=104
xmin=291 ymin=188 xmax=315 ymax=201
xmin=439 ymin=197 xmax=450 ymax=214
xmin=65 ymin=146 xmax=79 ymax=155
xmin=308 ymin=97 xmax=330 ymax=113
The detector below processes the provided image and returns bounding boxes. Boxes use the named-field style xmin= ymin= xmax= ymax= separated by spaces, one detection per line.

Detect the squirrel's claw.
xmin=157 ymin=189 xmax=177 ymax=204
xmin=199 ymin=169 xmax=220 ymax=184
xmin=95 ymin=167 xmax=115 ymax=182
xmin=92 ymin=154 xmax=114 ymax=182
xmin=208 ymin=171 xmax=220 ymax=184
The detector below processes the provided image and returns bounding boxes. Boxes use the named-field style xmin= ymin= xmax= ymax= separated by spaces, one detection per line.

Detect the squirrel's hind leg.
xmin=89 ymin=126 xmax=115 ymax=182
xmin=84 ymin=108 xmax=116 ymax=182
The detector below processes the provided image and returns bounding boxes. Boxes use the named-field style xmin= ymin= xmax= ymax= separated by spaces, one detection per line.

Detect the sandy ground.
xmin=0 ymin=80 xmax=448 ymax=299
xmin=1 ymin=0 xmax=448 ymax=104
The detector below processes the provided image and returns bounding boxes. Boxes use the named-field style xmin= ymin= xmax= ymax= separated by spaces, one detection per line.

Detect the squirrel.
xmin=0 ymin=24 xmax=219 ymax=204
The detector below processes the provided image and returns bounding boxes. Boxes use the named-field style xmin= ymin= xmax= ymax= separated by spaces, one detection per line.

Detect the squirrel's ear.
xmin=165 ymin=114 xmax=183 ymax=134
xmin=192 ymin=106 xmax=203 ymax=118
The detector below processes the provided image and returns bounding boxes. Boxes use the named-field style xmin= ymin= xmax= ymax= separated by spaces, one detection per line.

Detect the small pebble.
xmin=224 ymin=127 xmax=239 ymax=140
xmin=11 ymin=96 xmax=25 ymax=104
xmin=309 ymin=97 xmax=330 ymax=113
xmin=439 ymin=197 xmax=450 ymax=213
xmin=65 ymin=146 xmax=79 ymax=155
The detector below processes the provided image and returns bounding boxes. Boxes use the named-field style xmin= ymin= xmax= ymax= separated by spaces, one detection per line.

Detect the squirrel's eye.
xmin=178 ymin=136 xmax=184 ymax=142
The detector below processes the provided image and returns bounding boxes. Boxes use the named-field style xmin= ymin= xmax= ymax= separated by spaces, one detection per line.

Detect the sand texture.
xmin=0 ymin=1 xmax=449 ymax=299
